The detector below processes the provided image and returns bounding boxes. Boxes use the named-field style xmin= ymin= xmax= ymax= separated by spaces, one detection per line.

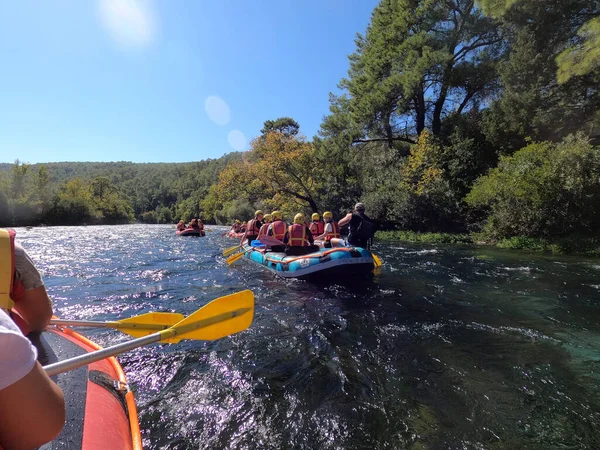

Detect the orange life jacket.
xmin=0 ymin=229 xmax=16 ymax=312
xmin=247 ymin=219 xmax=261 ymax=235
xmin=270 ymin=220 xmax=286 ymax=240
xmin=287 ymin=224 xmax=309 ymax=247
xmin=324 ymin=221 xmax=340 ymax=240
xmin=309 ymin=221 xmax=324 ymax=235
xmin=1 ymin=229 xmax=28 ymax=334
xmin=258 ymin=223 xmax=269 ymax=238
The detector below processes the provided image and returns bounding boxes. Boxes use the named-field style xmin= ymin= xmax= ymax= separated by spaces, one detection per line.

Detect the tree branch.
xmin=352 ymin=136 xmax=416 ymax=145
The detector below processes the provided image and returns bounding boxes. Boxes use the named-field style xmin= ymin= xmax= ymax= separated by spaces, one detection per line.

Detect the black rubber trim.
xmin=88 ymin=369 xmax=129 ymax=414
xmin=35 ymin=331 xmax=87 ymax=450
xmin=319 ymin=254 xmax=332 ymax=263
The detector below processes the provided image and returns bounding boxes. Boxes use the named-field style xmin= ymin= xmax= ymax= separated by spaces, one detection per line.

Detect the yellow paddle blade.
xmin=372 ymin=252 xmax=382 ymax=267
xmin=223 ymin=245 xmax=241 ymax=257
xmin=160 ymin=290 xmax=254 ymax=343
xmin=226 ymin=250 xmax=246 ymax=265
xmin=111 ymin=312 xmax=185 ymax=337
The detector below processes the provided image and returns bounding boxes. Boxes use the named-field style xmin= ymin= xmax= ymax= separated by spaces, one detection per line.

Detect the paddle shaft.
xmin=49 ymin=319 xmax=169 ymax=331
xmin=44 ymin=332 xmax=161 ymax=376
xmin=44 ymin=307 xmax=251 ymax=376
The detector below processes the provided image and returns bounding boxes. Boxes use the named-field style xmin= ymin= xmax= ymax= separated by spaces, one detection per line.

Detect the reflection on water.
xmin=14 ymin=224 xmax=600 ymax=449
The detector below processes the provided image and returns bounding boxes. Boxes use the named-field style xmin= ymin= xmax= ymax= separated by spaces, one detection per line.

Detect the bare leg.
xmin=328 ymin=238 xmax=346 ymax=248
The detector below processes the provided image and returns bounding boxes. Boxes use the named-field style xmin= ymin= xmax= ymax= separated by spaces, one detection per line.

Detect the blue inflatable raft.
xmin=240 ymin=244 xmax=375 ymax=279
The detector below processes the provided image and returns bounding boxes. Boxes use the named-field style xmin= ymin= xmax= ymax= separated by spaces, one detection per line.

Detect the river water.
xmin=15 ymin=224 xmax=600 ymax=449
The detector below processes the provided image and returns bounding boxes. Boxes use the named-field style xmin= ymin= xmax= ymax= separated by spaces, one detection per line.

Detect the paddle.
xmin=371 ymin=252 xmax=382 ymax=267
xmin=44 ymin=290 xmax=254 ymax=376
xmin=226 ymin=247 xmax=251 ymax=265
xmin=49 ymin=312 xmax=185 ymax=338
xmin=258 ymin=235 xmax=285 ymax=247
xmin=223 ymin=244 xmax=242 ymax=257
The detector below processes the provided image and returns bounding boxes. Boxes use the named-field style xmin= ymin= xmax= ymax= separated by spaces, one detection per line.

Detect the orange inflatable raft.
xmin=37 ymin=326 xmax=143 ymax=450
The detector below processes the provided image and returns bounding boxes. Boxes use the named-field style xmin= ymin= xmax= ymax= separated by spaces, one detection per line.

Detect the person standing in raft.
xmin=337 ymin=202 xmax=377 ymax=249
xmin=1 ymin=229 xmax=53 ymax=336
xmin=283 ymin=213 xmax=319 ymax=256
xmin=257 ymin=213 xmax=272 ymax=240
xmin=240 ymin=210 xmax=264 ymax=245
xmin=308 ymin=213 xmax=324 ymax=237
xmin=314 ymin=211 xmax=341 ymax=248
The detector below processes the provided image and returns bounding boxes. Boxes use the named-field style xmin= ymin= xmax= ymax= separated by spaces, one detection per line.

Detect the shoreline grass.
xmin=376 ymin=230 xmax=600 ymax=257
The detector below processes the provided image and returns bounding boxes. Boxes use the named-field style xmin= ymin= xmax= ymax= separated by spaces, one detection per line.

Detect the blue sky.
xmin=0 ymin=0 xmax=378 ymax=164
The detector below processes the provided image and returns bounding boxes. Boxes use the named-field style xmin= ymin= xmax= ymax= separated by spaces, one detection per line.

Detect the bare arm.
xmin=0 ymin=362 xmax=65 ymax=450
xmin=13 ymin=286 xmax=52 ymax=333
xmin=306 ymin=228 xmax=314 ymax=244
xmin=337 ymin=213 xmax=353 ymax=228
xmin=315 ymin=223 xmax=331 ymax=241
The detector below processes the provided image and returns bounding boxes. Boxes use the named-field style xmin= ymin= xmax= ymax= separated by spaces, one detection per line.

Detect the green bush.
xmin=466 ymin=134 xmax=600 ymax=238
xmin=377 ymin=230 xmax=473 ymax=244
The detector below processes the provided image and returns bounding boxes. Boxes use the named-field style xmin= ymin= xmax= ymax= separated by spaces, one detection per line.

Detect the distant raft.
xmin=239 ymin=243 xmax=375 ymax=279
xmin=177 ymin=228 xmax=205 ymax=237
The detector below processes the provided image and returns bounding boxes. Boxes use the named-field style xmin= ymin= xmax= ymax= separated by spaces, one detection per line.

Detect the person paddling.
xmin=1 ymin=229 xmax=53 ymax=336
xmin=283 ymin=213 xmax=318 ymax=256
xmin=230 ymin=220 xmax=241 ymax=234
xmin=266 ymin=210 xmax=287 ymax=252
xmin=240 ymin=210 xmax=264 ymax=246
xmin=337 ymin=202 xmax=377 ymax=248
xmin=0 ymin=229 xmax=65 ymax=449
xmin=0 ymin=309 xmax=66 ymax=450
xmin=314 ymin=211 xmax=341 ymax=248
xmin=257 ymin=213 xmax=272 ymax=239
xmin=308 ymin=213 xmax=324 ymax=237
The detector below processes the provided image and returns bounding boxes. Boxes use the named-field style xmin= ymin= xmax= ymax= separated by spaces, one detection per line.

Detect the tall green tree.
xmin=479 ymin=0 xmax=600 ymax=153
xmin=260 ymin=117 xmax=300 ymax=137
xmin=479 ymin=0 xmax=600 ymax=84
xmin=324 ymin=0 xmax=502 ymax=146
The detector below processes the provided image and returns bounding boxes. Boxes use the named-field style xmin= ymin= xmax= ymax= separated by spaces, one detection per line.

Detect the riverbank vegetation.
xmin=1 ymin=0 xmax=599 ymax=254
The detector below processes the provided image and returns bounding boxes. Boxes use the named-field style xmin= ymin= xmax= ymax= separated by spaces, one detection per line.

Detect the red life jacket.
xmin=258 ymin=223 xmax=269 ymax=238
xmin=271 ymin=220 xmax=286 ymax=240
xmin=287 ymin=224 xmax=309 ymax=247
xmin=325 ymin=221 xmax=341 ymax=240
xmin=309 ymin=221 xmax=324 ymax=235
xmin=247 ymin=219 xmax=261 ymax=235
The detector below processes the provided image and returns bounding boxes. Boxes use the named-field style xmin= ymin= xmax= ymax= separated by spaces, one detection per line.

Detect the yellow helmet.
xmin=235 ymin=219 xmax=241 ymax=224
xmin=293 ymin=213 xmax=305 ymax=224
xmin=323 ymin=211 xmax=333 ymax=220
xmin=271 ymin=210 xmax=282 ymax=220
xmin=263 ymin=213 xmax=272 ymax=223
xmin=255 ymin=210 xmax=264 ymax=217
xmin=311 ymin=213 xmax=320 ymax=221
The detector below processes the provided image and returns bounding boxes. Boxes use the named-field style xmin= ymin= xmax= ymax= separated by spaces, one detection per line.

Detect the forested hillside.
xmin=0 ymin=155 xmax=241 ymax=226
xmin=2 ymin=0 xmax=599 ymax=246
